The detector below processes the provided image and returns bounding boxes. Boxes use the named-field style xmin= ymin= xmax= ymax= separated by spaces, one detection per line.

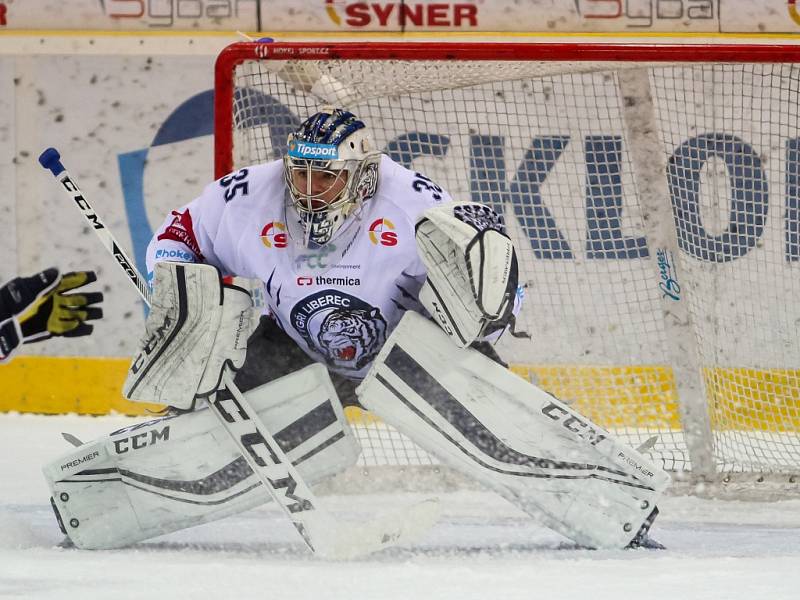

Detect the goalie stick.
xmin=38 ymin=147 xmax=439 ymax=559
xmin=38 ymin=148 xmax=151 ymax=305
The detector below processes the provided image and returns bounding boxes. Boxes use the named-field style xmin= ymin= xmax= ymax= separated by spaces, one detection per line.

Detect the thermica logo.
xmin=297 ymin=275 xmax=361 ymax=286
xmin=324 ymin=0 xmax=478 ymax=27
xmin=368 ymin=218 xmax=397 ymax=246
xmin=288 ymin=140 xmax=339 ymax=160
xmin=791 ymin=0 xmax=800 ymax=26
xmin=261 ymin=222 xmax=288 ymax=249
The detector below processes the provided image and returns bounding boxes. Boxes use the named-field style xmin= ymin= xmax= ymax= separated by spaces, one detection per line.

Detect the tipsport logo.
xmin=260 ymin=222 xmax=288 ymax=249
xmin=368 ymin=218 xmax=397 ymax=246
xmin=287 ymin=139 xmax=339 ymax=160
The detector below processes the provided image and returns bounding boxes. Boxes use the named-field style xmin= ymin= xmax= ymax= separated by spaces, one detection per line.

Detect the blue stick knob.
xmin=39 ymin=148 xmax=65 ymax=176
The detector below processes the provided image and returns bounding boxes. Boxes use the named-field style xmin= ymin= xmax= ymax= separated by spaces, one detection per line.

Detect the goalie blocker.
xmin=357 ymin=311 xmax=670 ymax=549
xmin=123 ymin=261 xmax=252 ymax=411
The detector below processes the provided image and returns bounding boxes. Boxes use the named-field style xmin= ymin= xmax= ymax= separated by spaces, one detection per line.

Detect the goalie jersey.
xmin=148 ymin=154 xmax=465 ymax=380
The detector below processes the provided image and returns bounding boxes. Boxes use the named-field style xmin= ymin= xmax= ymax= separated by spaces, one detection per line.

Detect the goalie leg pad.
xmin=357 ymin=311 xmax=670 ymax=549
xmin=44 ymin=364 xmax=359 ymax=549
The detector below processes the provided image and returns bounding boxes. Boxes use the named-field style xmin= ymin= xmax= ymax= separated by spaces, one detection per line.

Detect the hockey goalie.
xmin=43 ymin=107 xmax=669 ymax=553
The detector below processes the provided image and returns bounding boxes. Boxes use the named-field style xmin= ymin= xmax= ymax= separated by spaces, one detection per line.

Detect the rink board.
xmin=1 ymin=356 xmax=797 ymax=432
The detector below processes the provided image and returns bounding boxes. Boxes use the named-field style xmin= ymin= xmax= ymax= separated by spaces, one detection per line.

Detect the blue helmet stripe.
xmin=296 ymin=109 xmax=365 ymax=148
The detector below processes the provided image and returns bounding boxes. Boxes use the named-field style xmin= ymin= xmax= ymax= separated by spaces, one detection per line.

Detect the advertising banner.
xmin=720 ymin=0 xmax=800 ymax=33
xmin=305 ymin=0 xmax=800 ymax=33
xmin=0 ymin=0 xmax=258 ymax=30
xmin=1 ymin=0 xmax=800 ymax=33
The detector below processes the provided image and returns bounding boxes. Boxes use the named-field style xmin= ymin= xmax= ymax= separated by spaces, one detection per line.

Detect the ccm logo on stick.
xmin=62 ymin=177 xmax=104 ymax=230
xmin=214 ymin=391 xmax=314 ymax=514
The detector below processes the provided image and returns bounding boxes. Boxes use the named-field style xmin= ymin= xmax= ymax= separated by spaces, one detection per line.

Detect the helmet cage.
xmin=284 ymin=155 xmax=379 ymax=247
xmin=283 ymin=108 xmax=380 ymax=247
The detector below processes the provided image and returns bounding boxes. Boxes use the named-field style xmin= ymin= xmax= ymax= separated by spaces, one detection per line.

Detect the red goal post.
xmin=214 ymin=41 xmax=800 ymax=495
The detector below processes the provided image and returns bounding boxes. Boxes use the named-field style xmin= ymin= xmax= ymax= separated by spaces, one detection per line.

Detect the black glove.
xmin=0 ymin=317 xmax=22 ymax=363
xmin=0 ymin=268 xmax=61 ymax=361
xmin=0 ymin=268 xmax=60 ymax=321
xmin=19 ymin=271 xmax=104 ymax=343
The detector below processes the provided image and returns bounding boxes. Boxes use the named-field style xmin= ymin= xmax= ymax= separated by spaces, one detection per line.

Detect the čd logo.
xmin=368 ymin=218 xmax=397 ymax=246
xmin=261 ymin=222 xmax=288 ymax=248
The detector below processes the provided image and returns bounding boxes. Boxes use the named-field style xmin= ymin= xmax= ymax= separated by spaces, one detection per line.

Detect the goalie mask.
xmin=284 ymin=108 xmax=381 ymax=247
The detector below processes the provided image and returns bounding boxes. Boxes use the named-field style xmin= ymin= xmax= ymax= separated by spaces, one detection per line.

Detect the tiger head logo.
xmin=290 ymin=290 xmax=388 ymax=374
xmin=318 ymin=308 xmax=387 ymax=370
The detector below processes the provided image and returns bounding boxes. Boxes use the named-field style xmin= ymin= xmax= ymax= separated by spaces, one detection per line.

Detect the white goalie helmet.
xmin=284 ymin=107 xmax=381 ymax=247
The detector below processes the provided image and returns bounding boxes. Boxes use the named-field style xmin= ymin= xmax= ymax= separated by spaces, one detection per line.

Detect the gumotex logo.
xmin=261 ymin=222 xmax=288 ymax=248
xmin=288 ymin=140 xmax=339 ymax=160
xmin=790 ymin=0 xmax=800 ymax=26
xmin=368 ymin=218 xmax=397 ymax=246
xmin=324 ymin=0 xmax=478 ymax=27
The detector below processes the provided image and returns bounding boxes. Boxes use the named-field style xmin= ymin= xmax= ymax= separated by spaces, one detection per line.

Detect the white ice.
xmin=1 ymin=413 xmax=798 ymax=600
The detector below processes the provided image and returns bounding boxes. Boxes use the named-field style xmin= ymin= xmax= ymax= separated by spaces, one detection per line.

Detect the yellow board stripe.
xmin=511 ymin=364 xmax=682 ymax=429
xmin=0 ymin=356 xmax=162 ymax=416
xmin=705 ymin=367 xmax=800 ymax=432
xmin=1 ymin=356 xmax=797 ymax=431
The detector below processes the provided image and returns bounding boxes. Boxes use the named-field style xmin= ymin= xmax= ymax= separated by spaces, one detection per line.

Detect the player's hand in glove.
xmin=0 ymin=268 xmax=62 ymax=362
xmin=18 ymin=271 xmax=104 ymax=343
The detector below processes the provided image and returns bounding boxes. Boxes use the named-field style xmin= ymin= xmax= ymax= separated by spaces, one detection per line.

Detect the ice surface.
xmin=1 ymin=413 xmax=798 ymax=600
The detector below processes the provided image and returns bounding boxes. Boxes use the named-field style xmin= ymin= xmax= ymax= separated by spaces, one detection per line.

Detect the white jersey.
xmin=147 ymin=155 xmax=452 ymax=380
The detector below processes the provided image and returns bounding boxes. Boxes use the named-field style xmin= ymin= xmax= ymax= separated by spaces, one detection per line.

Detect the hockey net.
xmin=215 ymin=42 xmax=800 ymax=494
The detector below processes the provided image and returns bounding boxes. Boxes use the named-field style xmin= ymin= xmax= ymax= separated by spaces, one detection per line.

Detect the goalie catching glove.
xmin=123 ymin=262 xmax=253 ymax=411
xmin=416 ymin=202 xmax=522 ymax=348
xmin=0 ymin=268 xmax=103 ymax=363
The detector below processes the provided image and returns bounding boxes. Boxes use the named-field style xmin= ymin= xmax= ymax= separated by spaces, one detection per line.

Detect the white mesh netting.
xmin=222 ymin=50 xmax=800 ymax=483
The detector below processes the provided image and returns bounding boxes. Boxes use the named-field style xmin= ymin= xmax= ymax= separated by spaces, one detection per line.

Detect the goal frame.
xmin=214 ymin=41 xmax=800 ymax=178
xmin=213 ymin=41 xmax=800 ymax=497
